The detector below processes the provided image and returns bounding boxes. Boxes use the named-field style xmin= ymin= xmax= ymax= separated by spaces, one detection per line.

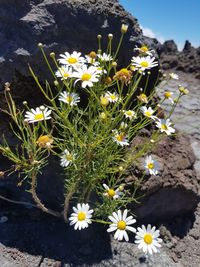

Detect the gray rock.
xmin=131 ymin=134 xmax=200 ymax=223
xmin=0 ymin=0 xmax=159 ymax=86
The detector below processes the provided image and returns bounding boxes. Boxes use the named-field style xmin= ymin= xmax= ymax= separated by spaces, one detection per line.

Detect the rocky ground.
xmin=0 ymin=72 xmax=199 ymax=267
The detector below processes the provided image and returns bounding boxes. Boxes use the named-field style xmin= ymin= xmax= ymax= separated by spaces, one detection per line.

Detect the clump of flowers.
xmin=0 ymin=25 xmax=188 ymax=255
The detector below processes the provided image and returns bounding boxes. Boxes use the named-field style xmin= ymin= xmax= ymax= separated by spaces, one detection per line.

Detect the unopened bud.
xmin=99 ymin=112 xmax=107 ymax=120
xmin=89 ymin=51 xmax=97 ymax=59
xmin=38 ymin=43 xmax=43 ymax=48
xmin=39 ymin=105 xmax=45 ymax=111
xmin=50 ymin=52 xmax=55 ymax=58
xmin=100 ymin=96 xmax=109 ymax=106
xmin=121 ymin=24 xmax=128 ymax=33
xmin=108 ymin=33 xmax=113 ymax=40
xmin=54 ymin=80 xmax=59 ymax=87
xmin=104 ymin=76 xmax=112 ymax=85
xmin=97 ymin=34 xmax=102 ymax=40
xmin=118 ymin=166 xmax=124 ymax=171
xmin=23 ymin=101 xmax=28 ymax=105
xmin=112 ymin=61 xmax=117 ymax=68
xmin=119 ymin=184 xmax=125 ymax=191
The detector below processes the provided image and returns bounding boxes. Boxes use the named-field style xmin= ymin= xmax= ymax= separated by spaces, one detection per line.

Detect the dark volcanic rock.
xmin=129 ymin=134 xmax=199 ymax=223
xmin=0 ymin=0 xmax=159 ymax=86
xmin=160 ymin=40 xmax=200 ymax=79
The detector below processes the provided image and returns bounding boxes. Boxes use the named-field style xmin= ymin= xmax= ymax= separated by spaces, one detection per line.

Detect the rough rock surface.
xmin=160 ymin=40 xmax=200 ymax=79
xmin=0 ymin=0 xmax=159 ymax=86
xmin=131 ymin=134 xmax=199 ymax=223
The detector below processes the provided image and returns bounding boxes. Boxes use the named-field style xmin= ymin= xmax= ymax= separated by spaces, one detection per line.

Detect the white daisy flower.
xmin=60 ymin=149 xmax=74 ymax=167
xmin=169 ymin=73 xmax=179 ymax=80
xmin=58 ymin=92 xmax=80 ymax=106
xmin=103 ymin=184 xmax=121 ymax=199
xmin=24 ymin=107 xmax=51 ymax=123
xmin=120 ymin=122 xmax=128 ymax=130
xmin=123 ymin=110 xmax=137 ymax=120
xmin=85 ymin=55 xmax=100 ymax=66
xmin=144 ymin=155 xmax=159 ymax=175
xmin=135 ymin=224 xmax=162 ymax=254
xmin=134 ymin=45 xmax=154 ymax=56
xmin=72 ymin=65 xmax=101 ymax=88
xmin=105 ymin=91 xmax=119 ymax=103
xmin=58 ymin=51 xmax=86 ymax=67
xmin=113 ymin=130 xmax=129 ymax=147
xmin=107 ymin=210 xmax=136 ymax=241
xmin=155 ymin=118 xmax=175 ymax=135
xmin=140 ymin=106 xmax=156 ymax=120
xmin=69 ymin=203 xmax=93 ymax=230
xmin=131 ymin=56 xmax=158 ymax=72
xmin=55 ymin=66 xmax=73 ymax=80
xmin=164 ymin=91 xmax=174 ymax=103
xmin=98 ymin=53 xmax=113 ymax=62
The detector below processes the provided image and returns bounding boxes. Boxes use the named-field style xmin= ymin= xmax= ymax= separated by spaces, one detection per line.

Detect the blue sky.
xmin=119 ymin=0 xmax=200 ymax=50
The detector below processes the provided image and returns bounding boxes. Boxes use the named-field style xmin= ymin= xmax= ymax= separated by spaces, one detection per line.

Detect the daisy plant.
xmin=0 ymin=25 xmax=188 ymax=254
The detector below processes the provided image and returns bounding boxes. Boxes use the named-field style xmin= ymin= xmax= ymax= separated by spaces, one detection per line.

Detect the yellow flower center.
xmin=67 ymin=57 xmax=77 ymax=64
xmin=143 ymin=233 xmax=153 ymax=244
xmin=34 ymin=113 xmax=44 ymax=120
xmin=140 ymin=46 xmax=149 ymax=52
xmin=77 ymin=212 xmax=86 ymax=221
xmin=66 ymin=96 xmax=73 ymax=103
xmin=164 ymin=92 xmax=172 ymax=99
xmin=145 ymin=111 xmax=152 ymax=117
xmin=82 ymin=73 xmax=92 ymax=81
xmin=107 ymin=189 xmax=115 ymax=197
xmin=140 ymin=93 xmax=147 ymax=101
xmin=161 ymin=124 xmax=168 ymax=130
xmin=147 ymin=162 xmax=154 ymax=169
xmin=120 ymin=68 xmax=129 ymax=75
xmin=110 ymin=94 xmax=117 ymax=100
xmin=140 ymin=61 xmax=149 ymax=68
xmin=63 ymin=73 xmax=69 ymax=78
xmin=117 ymin=220 xmax=126 ymax=230
xmin=126 ymin=110 xmax=133 ymax=116
xmin=100 ymin=96 xmax=109 ymax=106
xmin=116 ymin=134 xmax=124 ymax=142
xmin=66 ymin=154 xmax=73 ymax=161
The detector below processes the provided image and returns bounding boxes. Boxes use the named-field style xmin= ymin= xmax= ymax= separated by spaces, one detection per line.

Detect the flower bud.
xmin=118 ymin=166 xmax=124 ymax=171
xmin=54 ymin=80 xmax=59 ymax=87
xmin=39 ymin=105 xmax=45 ymax=111
xmin=38 ymin=43 xmax=43 ymax=48
xmin=97 ymin=34 xmax=102 ymax=40
xmin=50 ymin=52 xmax=55 ymax=58
xmin=99 ymin=112 xmax=107 ymax=120
xmin=108 ymin=33 xmax=113 ymax=40
xmin=23 ymin=101 xmax=28 ymax=105
xmin=119 ymin=184 xmax=125 ymax=191
xmin=121 ymin=24 xmax=128 ymax=33
xmin=111 ymin=61 xmax=117 ymax=68
xmin=100 ymin=96 xmax=109 ymax=106
xmin=89 ymin=51 xmax=97 ymax=59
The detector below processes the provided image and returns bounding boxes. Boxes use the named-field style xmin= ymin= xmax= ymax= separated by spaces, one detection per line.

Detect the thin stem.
xmin=0 ymin=194 xmax=38 ymax=208
xmin=31 ymin=171 xmax=61 ymax=218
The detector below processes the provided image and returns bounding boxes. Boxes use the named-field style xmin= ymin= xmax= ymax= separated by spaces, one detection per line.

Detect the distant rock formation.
xmin=160 ymin=40 xmax=200 ymax=79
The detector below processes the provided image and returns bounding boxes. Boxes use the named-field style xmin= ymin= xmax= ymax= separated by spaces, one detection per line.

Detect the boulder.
xmin=128 ymin=134 xmax=200 ymax=223
xmin=0 ymin=0 xmax=159 ymax=87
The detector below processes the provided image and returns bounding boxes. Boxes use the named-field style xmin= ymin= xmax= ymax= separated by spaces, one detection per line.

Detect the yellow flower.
xmin=113 ymin=68 xmax=132 ymax=84
xmin=36 ymin=135 xmax=53 ymax=148
xmin=137 ymin=93 xmax=148 ymax=103
xmin=100 ymin=96 xmax=109 ymax=106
